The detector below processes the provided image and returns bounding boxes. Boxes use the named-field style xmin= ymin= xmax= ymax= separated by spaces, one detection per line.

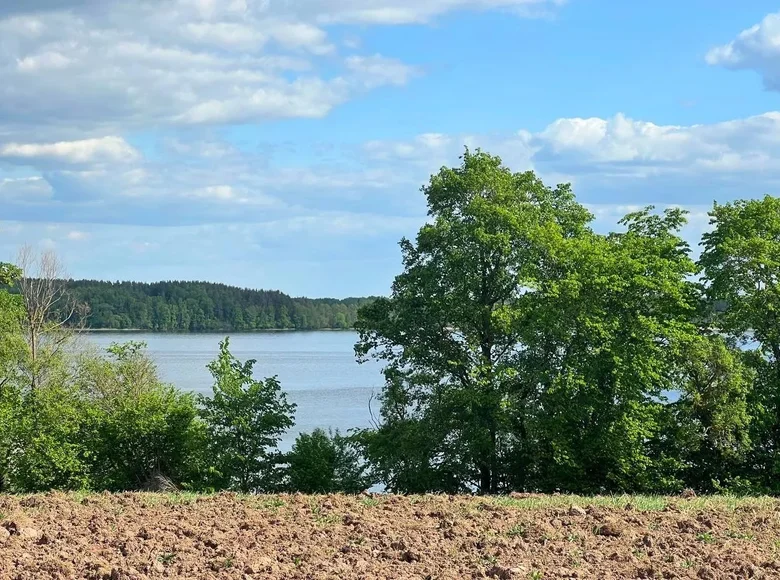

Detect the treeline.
xmin=61 ymin=280 xmax=375 ymax=331
xmin=3 ymin=150 xmax=780 ymax=497
xmin=1 ymin=257 xmax=368 ymax=494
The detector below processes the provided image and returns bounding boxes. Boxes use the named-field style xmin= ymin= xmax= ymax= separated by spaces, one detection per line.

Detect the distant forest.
xmin=63 ymin=280 xmax=376 ymax=331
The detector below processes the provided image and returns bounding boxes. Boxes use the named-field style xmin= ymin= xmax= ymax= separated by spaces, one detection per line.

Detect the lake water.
xmin=85 ymin=331 xmax=384 ymax=450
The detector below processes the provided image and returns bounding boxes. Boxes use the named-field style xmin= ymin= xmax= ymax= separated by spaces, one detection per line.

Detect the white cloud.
xmin=0 ymin=137 xmax=140 ymax=165
xmin=364 ymin=111 xmax=780 ymax=184
xmin=310 ymin=0 xmax=561 ymax=25
xmin=66 ymin=230 xmax=89 ymax=241
xmin=345 ymin=55 xmax=420 ymax=88
xmin=707 ymin=11 xmax=780 ymax=90
xmin=0 ymin=0 xmax=556 ymax=139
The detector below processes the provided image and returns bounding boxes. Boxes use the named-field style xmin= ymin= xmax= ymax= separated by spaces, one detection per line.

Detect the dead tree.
xmin=16 ymin=246 xmax=88 ymax=389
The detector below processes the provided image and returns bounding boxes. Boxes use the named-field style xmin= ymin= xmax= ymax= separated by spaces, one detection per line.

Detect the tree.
xmin=199 ymin=338 xmax=296 ymax=492
xmin=518 ymin=207 xmax=705 ymax=493
xmin=285 ymin=428 xmax=373 ymax=494
xmin=355 ymin=149 xmax=592 ymax=494
xmin=699 ymin=195 xmax=780 ymax=491
xmin=16 ymin=246 xmax=86 ymax=389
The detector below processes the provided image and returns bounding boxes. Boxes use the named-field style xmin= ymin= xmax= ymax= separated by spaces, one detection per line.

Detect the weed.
xmin=696 ymin=532 xmax=716 ymax=544
xmin=158 ymin=553 xmax=176 ymax=565
xmin=507 ymin=524 xmax=528 ymax=538
xmin=528 ymin=570 xmax=543 ymax=580
xmin=725 ymin=530 xmax=755 ymax=541
xmin=361 ymin=497 xmax=380 ymax=508
xmin=681 ymin=559 xmax=695 ymax=569
xmin=259 ymin=497 xmax=285 ymax=510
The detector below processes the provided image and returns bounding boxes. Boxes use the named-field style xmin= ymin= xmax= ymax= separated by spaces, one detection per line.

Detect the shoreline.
xmin=82 ymin=327 xmax=357 ymax=334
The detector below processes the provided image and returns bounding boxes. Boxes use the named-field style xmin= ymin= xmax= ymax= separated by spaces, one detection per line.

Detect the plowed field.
xmin=1 ymin=493 xmax=779 ymax=579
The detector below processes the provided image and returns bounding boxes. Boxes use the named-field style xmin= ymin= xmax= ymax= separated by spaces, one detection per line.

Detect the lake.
xmin=85 ymin=331 xmax=384 ymax=450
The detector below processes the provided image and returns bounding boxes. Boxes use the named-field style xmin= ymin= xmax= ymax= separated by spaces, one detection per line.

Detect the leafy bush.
xmin=77 ymin=342 xmax=203 ymax=490
xmin=285 ymin=428 xmax=373 ymax=494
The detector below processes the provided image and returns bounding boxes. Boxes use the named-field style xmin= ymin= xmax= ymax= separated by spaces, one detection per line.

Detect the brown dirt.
xmin=1 ymin=493 xmax=779 ymax=579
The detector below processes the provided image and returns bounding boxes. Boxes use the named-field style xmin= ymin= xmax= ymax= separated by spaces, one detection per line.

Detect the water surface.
xmin=86 ymin=331 xmax=384 ymax=450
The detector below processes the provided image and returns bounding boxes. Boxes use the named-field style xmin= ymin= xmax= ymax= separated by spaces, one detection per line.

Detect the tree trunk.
xmin=479 ymin=464 xmax=491 ymax=494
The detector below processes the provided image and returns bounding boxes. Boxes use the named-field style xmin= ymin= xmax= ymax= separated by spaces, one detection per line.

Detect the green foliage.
xmin=199 ymin=338 xmax=296 ymax=492
xmin=356 ymin=150 xmax=771 ymax=496
xmin=77 ymin=342 xmax=203 ymax=490
xmin=699 ymin=196 xmax=780 ymax=492
xmin=59 ymin=279 xmax=375 ymax=331
xmin=285 ymin=428 xmax=373 ymax=494
xmin=356 ymin=149 xmax=594 ymax=493
xmin=523 ymin=207 xmax=701 ymax=493
xmin=6 ymin=379 xmax=92 ymax=492
xmin=0 ymin=263 xmax=26 ymax=491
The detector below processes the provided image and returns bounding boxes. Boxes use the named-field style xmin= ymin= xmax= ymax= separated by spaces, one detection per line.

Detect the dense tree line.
xmin=60 ymin=280 xmax=375 ymax=331
xmin=2 ymin=150 xmax=780 ymax=497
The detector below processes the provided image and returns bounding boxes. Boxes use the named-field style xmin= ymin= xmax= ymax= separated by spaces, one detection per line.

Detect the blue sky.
xmin=2 ymin=0 xmax=780 ymax=297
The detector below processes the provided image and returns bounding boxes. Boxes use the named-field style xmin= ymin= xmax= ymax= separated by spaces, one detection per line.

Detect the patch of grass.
xmin=361 ymin=497 xmax=380 ymax=508
xmin=506 ymin=524 xmax=528 ymax=538
xmin=528 ymin=570 xmax=543 ymax=580
xmin=158 ymin=552 xmax=176 ymax=565
xmin=257 ymin=497 xmax=286 ymax=511
xmin=489 ymin=494 xmax=779 ymax=512
xmin=140 ymin=492 xmax=200 ymax=507
xmin=681 ymin=558 xmax=695 ymax=569
xmin=725 ymin=529 xmax=755 ymax=541
xmin=696 ymin=532 xmax=716 ymax=544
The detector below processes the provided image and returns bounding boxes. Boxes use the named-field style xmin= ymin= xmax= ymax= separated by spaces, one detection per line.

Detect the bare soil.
xmin=1 ymin=492 xmax=779 ymax=579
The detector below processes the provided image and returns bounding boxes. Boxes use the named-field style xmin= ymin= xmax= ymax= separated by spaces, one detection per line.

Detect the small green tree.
xmin=199 ymin=338 xmax=295 ymax=492
xmin=285 ymin=428 xmax=373 ymax=494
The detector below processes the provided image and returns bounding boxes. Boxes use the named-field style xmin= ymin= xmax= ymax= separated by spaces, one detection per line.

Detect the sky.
xmin=1 ymin=1 xmax=780 ymax=297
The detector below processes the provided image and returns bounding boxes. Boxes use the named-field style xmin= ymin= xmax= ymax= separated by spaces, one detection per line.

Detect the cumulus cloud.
xmin=0 ymin=137 xmax=140 ymax=166
xmin=363 ymin=112 xmax=780 ymax=186
xmin=0 ymin=0 xmax=558 ymax=139
xmin=707 ymin=11 xmax=780 ymax=90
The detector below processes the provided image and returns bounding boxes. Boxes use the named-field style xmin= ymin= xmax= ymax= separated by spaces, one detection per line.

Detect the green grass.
xmin=506 ymin=524 xmax=528 ymax=538
xmin=488 ymin=494 xmax=779 ymax=512
xmin=696 ymin=532 xmax=716 ymax=543
xmin=3 ymin=491 xmax=778 ymax=514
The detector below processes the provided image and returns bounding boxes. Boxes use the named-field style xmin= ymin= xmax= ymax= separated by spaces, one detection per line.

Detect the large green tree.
xmin=355 ymin=149 xmax=592 ymax=494
xmin=699 ymin=195 xmax=780 ymax=491
xmin=519 ymin=207 xmax=705 ymax=492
